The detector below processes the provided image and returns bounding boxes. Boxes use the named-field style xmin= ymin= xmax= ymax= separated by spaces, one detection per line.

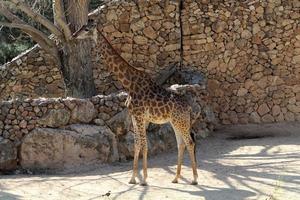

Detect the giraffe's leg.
xmin=172 ymin=143 xmax=185 ymax=183
xmin=183 ymin=134 xmax=198 ymax=185
xmin=140 ymin=133 xmax=148 ymax=186
xmin=129 ymin=116 xmax=141 ymax=184
xmin=171 ymin=117 xmax=198 ymax=185
xmin=171 ymin=130 xmax=185 ymax=183
xmin=129 ymin=135 xmax=141 ymax=184
xmin=141 ymin=121 xmax=149 ymax=186
xmin=129 ymin=116 xmax=148 ymax=185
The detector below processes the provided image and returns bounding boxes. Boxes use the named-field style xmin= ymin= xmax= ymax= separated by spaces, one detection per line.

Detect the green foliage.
xmin=90 ymin=0 xmax=105 ymax=10
xmin=0 ymin=41 xmax=32 ymax=64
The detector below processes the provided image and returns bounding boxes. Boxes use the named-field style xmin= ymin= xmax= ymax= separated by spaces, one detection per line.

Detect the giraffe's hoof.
xmin=191 ymin=181 xmax=198 ymax=185
xmin=140 ymin=181 xmax=148 ymax=186
xmin=129 ymin=178 xmax=137 ymax=184
xmin=172 ymin=179 xmax=178 ymax=184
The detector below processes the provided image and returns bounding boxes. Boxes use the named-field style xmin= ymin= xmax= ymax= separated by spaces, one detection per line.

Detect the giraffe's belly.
xmin=145 ymin=110 xmax=171 ymax=125
xmin=149 ymin=117 xmax=170 ymax=125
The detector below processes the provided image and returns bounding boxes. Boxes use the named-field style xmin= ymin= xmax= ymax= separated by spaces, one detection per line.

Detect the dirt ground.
xmin=1 ymin=123 xmax=300 ymax=200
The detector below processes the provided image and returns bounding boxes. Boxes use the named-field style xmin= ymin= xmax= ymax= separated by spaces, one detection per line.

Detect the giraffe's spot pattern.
xmin=94 ymin=30 xmax=197 ymax=184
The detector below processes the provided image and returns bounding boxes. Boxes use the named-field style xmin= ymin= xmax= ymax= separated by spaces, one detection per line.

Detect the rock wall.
xmin=0 ymin=46 xmax=65 ymax=100
xmin=182 ymin=0 xmax=300 ymax=124
xmin=1 ymin=0 xmax=300 ymax=125
xmin=0 ymin=92 xmax=126 ymax=146
xmin=0 ymin=87 xmax=214 ymax=171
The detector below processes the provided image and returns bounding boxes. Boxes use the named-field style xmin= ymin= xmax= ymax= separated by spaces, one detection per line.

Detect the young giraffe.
xmin=75 ymin=22 xmax=198 ymax=186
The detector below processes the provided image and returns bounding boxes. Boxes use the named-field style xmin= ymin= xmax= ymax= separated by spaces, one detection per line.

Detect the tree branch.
xmin=8 ymin=0 xmax=64 ymax=39
xmin=0 ymin=4 xmax=60 ymax=64
xmin=0 ymin=22 xmax=54 ymax=47
xmin=53 ymin=0 xmax=72 ymax=40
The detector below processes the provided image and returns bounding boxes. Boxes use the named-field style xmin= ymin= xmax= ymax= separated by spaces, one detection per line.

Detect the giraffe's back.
xmin=128 ymin=84 xmax=191 ymax=125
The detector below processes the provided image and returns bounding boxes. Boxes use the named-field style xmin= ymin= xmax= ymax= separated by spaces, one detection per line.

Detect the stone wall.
xmin=0 ymin=92 xmax=126 ymax=146
xmin=0 ymin=46 xmax=65 ymax=100
xmin=1 ymin=0 xmax=300 ymax=125
xmin=88 ymin=0 xmax=182 ymax=94
xmin=182 ymin=0 xmax=300 ymax=124
xmin=0 ymin=86 xmax=214 ymax=171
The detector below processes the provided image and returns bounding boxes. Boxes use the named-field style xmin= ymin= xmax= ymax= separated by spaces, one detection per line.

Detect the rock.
xmin=103 ymin=25 xmax=115 ymax=33
xmin=249 ymin=112 xmax=261 ymax=123
xmin=256 ymin=6 xmax=264 ymax=14
xmin=106 ymin=10 xmax=118 ymax=21
xmin=257 ymin=103 xmax=270 ymax=116
xmin=68 ymin=124 xmax=119 ymax=162
xmin=19 ymin=120 xmax=27 ymax=129
xmin=20 ymin=125 xmax=118 ymax=170
xmin=130 ymin=20 xmax=144 ymax=32
xmin=94 ymin=118 xmax=105 ymax=126
xmin=143 ymin=26 xmax=158 ymax=39
xmin=133 ymin=36 xmax=148 ymax=45
xmin=293 ymin=55 xmax=300 ymax=63
xmin=0 ymin=121 xmax=4 ymax=129
xmin=165 ymin=4 xmax=176 ymax=13
xmin=272 ymin=105 xmax=281 ymax=116
xmin=241 ymin=30 xmax=252 ymax=39
xmin=149 ymin=44 xmax=159 ymax=54
xmin=107 ymin=109 xmax=131 ymax=136
xmin=147 ymin=124 xmax=176 ymax=155
xmin=292 ymin=85 xmax=300 ymax=93
xmin=0 ymin=138 xmax=17 ymax=171
xmin=163 ymin=22 xmax=175 ymax=29
xmin=38 ymin=109 xmax=70 ymax=128
xmin=119 ymin=23 xmax=130 ymax=32
xmin=287 ymin=104 xmax=300 ymax=113
xmin=164 ymin=44 xmax=180 ymax=51
xmin=208 ymin=60 xmax=219 ymax=70
xmin=228 ymin=59 xmax=236 ymax=70
xmin=261 ymin=114 xmax=275 ymax=123
xmin=71 ymin=100 xmax=96 ymax=123
xmin=285 ymin=112 xmax=295 ymax=121
xmin=118 ymin=131 xmax=135 ymax=160
xmin=252 ymin=23 xmax=260 ymax=34
xmin=237 ymin=88 xmax=248 ymax=96
xmin=212 ymin=21 xmax=227 ymax=33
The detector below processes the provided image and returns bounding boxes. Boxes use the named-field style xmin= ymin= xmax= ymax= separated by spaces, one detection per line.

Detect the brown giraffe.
xmin=75 ymin=22 xmax=198 ymax=186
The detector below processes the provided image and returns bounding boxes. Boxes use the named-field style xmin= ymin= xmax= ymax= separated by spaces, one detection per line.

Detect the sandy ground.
xmin=0 ymin=123 xmax=300 ymax=200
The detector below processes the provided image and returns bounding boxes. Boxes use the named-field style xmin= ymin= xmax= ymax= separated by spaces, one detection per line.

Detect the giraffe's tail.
xmin=189 ymin=105 xmax=200 ymax=163
xmin=190 ymin=104 xmax=201 ymax=127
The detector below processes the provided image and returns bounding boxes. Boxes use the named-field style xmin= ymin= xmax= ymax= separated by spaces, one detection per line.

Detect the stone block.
xmin=20 ymin=125 xmax=117 ymax=170
xmin=0 ymin=138 xmax=17 ymax=171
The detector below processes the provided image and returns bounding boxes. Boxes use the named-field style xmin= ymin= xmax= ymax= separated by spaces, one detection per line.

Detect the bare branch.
xmin=0 ymin=22 xmax=60 ymax=63
xmin=0 ymin=2 xmax=24 ymax=24
xmin=0 ymin=22 xmax=54 ymax=47
xmin=0 ymin=4 xmax=60 ymax=63
xmin=53 ymin=0 xmax=72 ymax=40
xmin=8 ymin=0 xmax=63 ymax=39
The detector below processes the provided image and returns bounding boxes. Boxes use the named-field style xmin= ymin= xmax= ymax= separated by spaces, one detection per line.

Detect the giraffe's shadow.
xmin=109 ymin=125 xmax=300 ymax=200
xmin=2 ymin=124 xmax=299 ymax=200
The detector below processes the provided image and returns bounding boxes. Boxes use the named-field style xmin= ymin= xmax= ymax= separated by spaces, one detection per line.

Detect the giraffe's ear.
xmin=88 ymin=18 xmax=98 ymax=29
xmin=74 ymin=24 xmax=95 ymax=39
xmin=73 ymin=25 xmax=89 ymax=39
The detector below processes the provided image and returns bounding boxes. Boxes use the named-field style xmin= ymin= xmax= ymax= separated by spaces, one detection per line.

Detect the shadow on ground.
xmin=1 ymin=123 xmax=299 ymax=200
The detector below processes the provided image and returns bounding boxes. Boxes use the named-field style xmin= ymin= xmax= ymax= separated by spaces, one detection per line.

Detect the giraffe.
xmin=74 ymin=22 xmax=198 ymax=186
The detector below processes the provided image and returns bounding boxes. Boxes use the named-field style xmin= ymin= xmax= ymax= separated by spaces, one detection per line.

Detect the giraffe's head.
xmin=74 ymin=20 xmax=98 ymax=43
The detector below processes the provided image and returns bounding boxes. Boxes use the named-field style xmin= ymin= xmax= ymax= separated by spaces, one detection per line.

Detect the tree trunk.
xmin=64 ymin=0 xmax=90 ymax=32
xmin=0 ymin=0 xmax=96 ymax=98
xmin=58 ymin=0 xmax=96 ymax=98
xmin=60 ymin=39 xmax=96 ymax=98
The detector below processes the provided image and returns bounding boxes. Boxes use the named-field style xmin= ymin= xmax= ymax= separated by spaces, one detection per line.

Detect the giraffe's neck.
xmin=98 ymin=32 xmax=152 ymax=94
